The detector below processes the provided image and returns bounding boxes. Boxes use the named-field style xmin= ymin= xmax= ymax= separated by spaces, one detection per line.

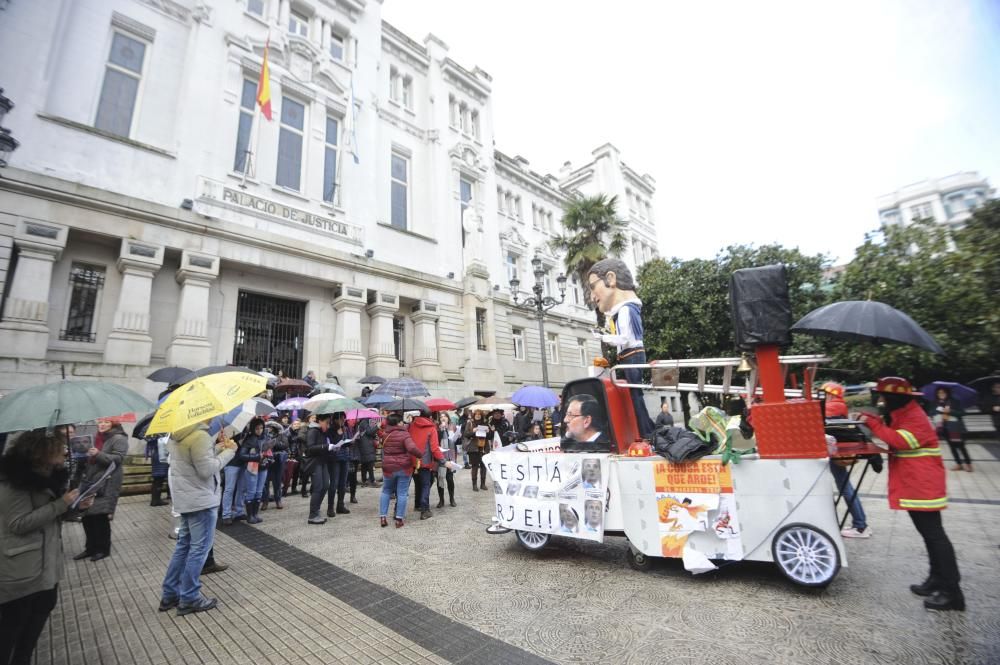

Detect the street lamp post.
xmin=509 ymin=256 xmax=567 ymax=388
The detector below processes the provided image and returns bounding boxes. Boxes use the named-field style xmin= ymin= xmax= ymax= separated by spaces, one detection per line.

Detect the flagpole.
xmin=239 ymin=110 xmax=258 ymax=189
xmin=245 ymin=32 xmax=272 ymax=190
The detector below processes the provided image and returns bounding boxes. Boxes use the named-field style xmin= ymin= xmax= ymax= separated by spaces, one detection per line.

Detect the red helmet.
xmin=873 ymin=376 xmax=921 ymax=396
xmin=820 ymin=382 xmax=844 ymax=398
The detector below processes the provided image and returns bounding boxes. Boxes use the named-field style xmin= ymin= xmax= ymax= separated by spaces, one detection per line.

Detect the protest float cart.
xmin=484 ymin=265 xmax=853 ymax=588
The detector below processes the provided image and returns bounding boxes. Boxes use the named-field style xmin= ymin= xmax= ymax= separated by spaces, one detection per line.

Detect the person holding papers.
xmin=76 ymin=418 xmax=128 ymax=562
xmin=0 ymin=430 xmax=94 ymax=664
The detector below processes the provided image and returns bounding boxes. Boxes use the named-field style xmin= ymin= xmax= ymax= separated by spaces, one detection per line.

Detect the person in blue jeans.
xmin=239 ymin=419 xmax=268 ymax=524
xmin=831 ymin=459 xmax=870 ymax=538
xmin=220 ymin=444 xmax=246 ymax=526
xmin=378 ymin=413 xmax=421 ymax=528
xmin=160 ymin=423 xmax=237 ymax=616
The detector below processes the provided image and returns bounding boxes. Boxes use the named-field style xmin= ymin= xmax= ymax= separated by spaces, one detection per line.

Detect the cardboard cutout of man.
xmin=587 ymin=258 xmax=654 ymax=437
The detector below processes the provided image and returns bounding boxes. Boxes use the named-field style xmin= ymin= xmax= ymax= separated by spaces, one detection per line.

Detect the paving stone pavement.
xmin=37 ymin=441 xmax=1000 ymax=665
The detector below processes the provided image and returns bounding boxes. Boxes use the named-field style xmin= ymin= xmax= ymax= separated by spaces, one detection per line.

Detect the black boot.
xmin=336 ymin=490 xmax=350 ymax=514
xmin=437 ymin=487 xmax=445 ymax=508
xmin=472 ymin=471 xmax=479 ymax=492
xmin=924 ymin=588 xmax=965 ymax=611
xmin=479 ymin=469 xmax=487 ymax=490
xmin=249 ymin=500 xmax=263 ymax=524
xmin=350 ymin=488 xmax=358 ymax=504
xmin=150 ymin=478 xmax=167 ymax=506
xmin=910 ymin=576 xmax=941 ymax=597
xmin=449 ymin=488 xmax=457 ymax=508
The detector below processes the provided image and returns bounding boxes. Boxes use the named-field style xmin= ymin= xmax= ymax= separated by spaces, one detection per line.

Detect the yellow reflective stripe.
xmin=894 ymin=447 xmax=942 ymax=458
xmin=897 ymin=429 xmax=920 ymax=449
xmin=899 ymin=497 xmax=948 ymax=509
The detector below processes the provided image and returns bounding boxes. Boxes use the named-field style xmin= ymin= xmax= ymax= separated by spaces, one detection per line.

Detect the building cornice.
xmin=441 ymin=59 xmax=490 ymax=101
xmin=0 ymin=168 xmax=463 ymax=297
xmin=381 ymin=21 xmax=430 ymax=70
xmin=494 ymin=151 xmax=568 ymax=206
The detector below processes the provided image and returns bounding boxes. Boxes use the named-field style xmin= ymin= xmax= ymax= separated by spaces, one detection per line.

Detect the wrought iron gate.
xmin=232 ymin=291 xmax=306 ymax=377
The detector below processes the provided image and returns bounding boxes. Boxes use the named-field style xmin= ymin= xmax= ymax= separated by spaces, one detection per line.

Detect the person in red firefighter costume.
xmin=855 ymin=376 xmax=964 ymax=611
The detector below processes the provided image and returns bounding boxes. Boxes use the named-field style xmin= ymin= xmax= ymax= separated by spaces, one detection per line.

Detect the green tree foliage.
xmin=550 ymin=194 xmax=628 ymax=284
xmin=638 ymin=244 xmax=830 ymax=360
xmin=832 ymin=208 xmax=1000 ymax=384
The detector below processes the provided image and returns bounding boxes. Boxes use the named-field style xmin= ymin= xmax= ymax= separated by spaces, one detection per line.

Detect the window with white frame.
xmin=234 ymin=78 xmax=256 ymax=173
xmin=515 ymin=196 xmax=523 ymax=221
xmin=546 ymin=211 xmax=554 ymax=234
xmin=571 ymin=275 xmax=581 ymax=305
xmin=323 ymin=115 xmax=339 ymax=203
xmin=542 ymin=269 xmax=553 ymax=297
xmin=393 ymin=316 xmax=405 ymax=366
xmin=532 ymin=204 xmax=541 ymax=229
xmin=95 ymin=30 xmax=147 ymax=138
xmin=577 ymin=338 xmax=588 ymax=366
xmin=289 ymin=9 xmax=309 ymax=37
xmin=276 ymin=96 xmax=305 ymax=190
xmin=449 ymin=96 xmax=458 ymax=127
xmin=471 ymin=110 xmax=480 ymax=140
xmin=60 ymin=264 xmax=106 ymax=342
xmin=460 ymin=105 xmax=470 ymax=134
xmin=505 ymin=252 xmax=519 ymax=283
xmin=247 ymin=0 xmax=265 ymax=17
xmin=546 ymin=333 xmax=559 ymax=364
xmin=329 ymin=31 xmax=345 ymax=61
xmin=512 ymin=327 xmax=525 ymax=360
xmin=476 ymin=308 xmax=488 ymax=351
xmin=389 ymin=67 xmax=400 ymax=103
xmin=506 ymin=192 xmax=515 ymax=217
xmin=460 ymin=177 xmax=473 ymax=224
xmin=497 ymin=187 xmax=504 ymax=212
xmin=402 ymin=76 xmax=412 ymax=109
xmin=390 ymin=151 xmax=409 ymax=229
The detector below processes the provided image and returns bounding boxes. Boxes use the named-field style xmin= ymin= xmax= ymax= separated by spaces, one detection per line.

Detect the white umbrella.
xmin=303 ymin=392 xmax=348 ymax=411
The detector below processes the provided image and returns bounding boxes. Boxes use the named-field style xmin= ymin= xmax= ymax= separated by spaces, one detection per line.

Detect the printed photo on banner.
xmin=652 ymin=459 xmax=744 ymax=562
xmin=484 ymin=447 xmax=610 ymax=543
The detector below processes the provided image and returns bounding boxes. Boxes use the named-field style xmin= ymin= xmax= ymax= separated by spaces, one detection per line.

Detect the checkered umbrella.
xmin=372 ymin=377 xmax=431 ymax=398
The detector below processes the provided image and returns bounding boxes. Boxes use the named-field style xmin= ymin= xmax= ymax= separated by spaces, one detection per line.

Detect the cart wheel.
xmin=771 ymin=523 xmax=841 ymax=588
xmin=625 ymin=546 xmax=653 ymax=572
xmin=515 ymin=530 xmax=550 ymax=552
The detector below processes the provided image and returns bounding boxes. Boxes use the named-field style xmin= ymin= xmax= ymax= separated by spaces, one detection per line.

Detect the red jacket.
xmin=860 ymin=400 xmax=946 ymax=511
xmin=408 ymin=416 xmax=445 ymax=472
xmin=380 ymin=425 xmax=420 ymax=476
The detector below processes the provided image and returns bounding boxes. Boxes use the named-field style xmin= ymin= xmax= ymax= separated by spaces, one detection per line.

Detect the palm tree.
xmin=549 ymin=194 xmax=628 ymax=320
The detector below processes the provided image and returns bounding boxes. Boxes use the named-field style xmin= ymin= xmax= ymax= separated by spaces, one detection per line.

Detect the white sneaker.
xmin=841 ymin=527 xmax=871 ymax=538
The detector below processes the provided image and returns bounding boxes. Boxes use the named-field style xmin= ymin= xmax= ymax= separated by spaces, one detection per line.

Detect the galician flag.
xmin=256 ymin=38 xmax=272 ymax=121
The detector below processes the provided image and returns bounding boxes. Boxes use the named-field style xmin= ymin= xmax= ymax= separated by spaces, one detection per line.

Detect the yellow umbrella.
xmin=148 ymin=371 xmax=266 ymax=434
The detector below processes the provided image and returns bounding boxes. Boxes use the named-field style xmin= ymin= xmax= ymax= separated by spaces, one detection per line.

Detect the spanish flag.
xmin=256 ymin=39 xmax=272 ymax=121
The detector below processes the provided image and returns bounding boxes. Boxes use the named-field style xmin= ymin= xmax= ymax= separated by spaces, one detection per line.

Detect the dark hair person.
xmin=0 ymin=430 xmax=93 ymax=664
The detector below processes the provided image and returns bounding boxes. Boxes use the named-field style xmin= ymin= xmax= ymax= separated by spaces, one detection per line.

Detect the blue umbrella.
xmin=372 ymin=377 xmax=431 ymax=398
xmin=920 ymin=381 xmax=978 ymax=408
xmin=511 ymin=385 xmax=559 ymax=409
xmin=364 ymin=392 xmax=395 ymax=406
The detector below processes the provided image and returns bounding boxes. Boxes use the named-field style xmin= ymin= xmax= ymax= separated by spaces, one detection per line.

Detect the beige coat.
xmin=0 ymin=472 xmax=69 ymax=604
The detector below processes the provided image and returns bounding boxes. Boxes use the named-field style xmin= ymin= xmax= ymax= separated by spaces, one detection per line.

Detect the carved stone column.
xmin=0 ymin=220 xmax=68 ymax=359
xmin=331 ymin=286 xmax=367 ymax=381
xmin=104 ymin=239 xmax=164 ymax=365
xmin=366 ymin=292 xmax=400 ymax=379
xmin=409 ymin=301 xmax=444 ymax=381
xmin=165 ymin=251 xmax=219 ymax=369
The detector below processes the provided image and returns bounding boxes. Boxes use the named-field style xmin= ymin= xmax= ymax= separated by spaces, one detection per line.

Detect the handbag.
xmin=299 ymin=455 xmax=317 ymax=477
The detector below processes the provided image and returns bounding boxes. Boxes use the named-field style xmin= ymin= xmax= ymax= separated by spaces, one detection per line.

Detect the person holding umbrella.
xmin=378 ymin=412 xmax=422 ymax=528
xmin=928 ymin=386 xmax=972 ymax=472
xmin=75 ymin=417 xmax=129 ymax=562
xmin=854 ymin=377 xmax=964 ymax=611
xmin=159 ymin=421 xmax=238 ymax=616
xmin=0 ymin=430 xmax=94 ymax=664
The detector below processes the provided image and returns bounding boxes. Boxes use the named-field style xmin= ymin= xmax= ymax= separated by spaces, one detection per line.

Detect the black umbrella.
xmin=132 ymin=411 xmax=156 ymax=440
xmin=358 ymin=375 xmax=387 ymax=385
xmin=146 ymin=366 xmax=192 ymax=384
xmin=454 ymin=396 xmax=480 ymax=410
xmin=170 ymin=365 xmax=258 ymax=387
xmin=382 ymin=398 xmax=429 ymax=414
xmin=791 ymin=300 xmax=944 ymax=355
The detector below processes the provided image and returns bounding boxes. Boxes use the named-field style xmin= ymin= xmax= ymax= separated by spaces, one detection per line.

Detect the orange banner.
xmin=653 ymin=459 xmax=733 ymax=494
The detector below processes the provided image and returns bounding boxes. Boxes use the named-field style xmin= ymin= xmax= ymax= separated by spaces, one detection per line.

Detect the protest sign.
xmin=485 ymin=447 xmax=609 ymax=543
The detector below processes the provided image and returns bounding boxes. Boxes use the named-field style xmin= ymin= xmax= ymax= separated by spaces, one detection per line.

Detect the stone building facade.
xmin=0 ymin=0 xmax=660 ymax=400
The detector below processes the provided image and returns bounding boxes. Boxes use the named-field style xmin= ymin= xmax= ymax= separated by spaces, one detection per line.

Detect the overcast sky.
xmin=382 ymin=0 xmax=1000 ymax=265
